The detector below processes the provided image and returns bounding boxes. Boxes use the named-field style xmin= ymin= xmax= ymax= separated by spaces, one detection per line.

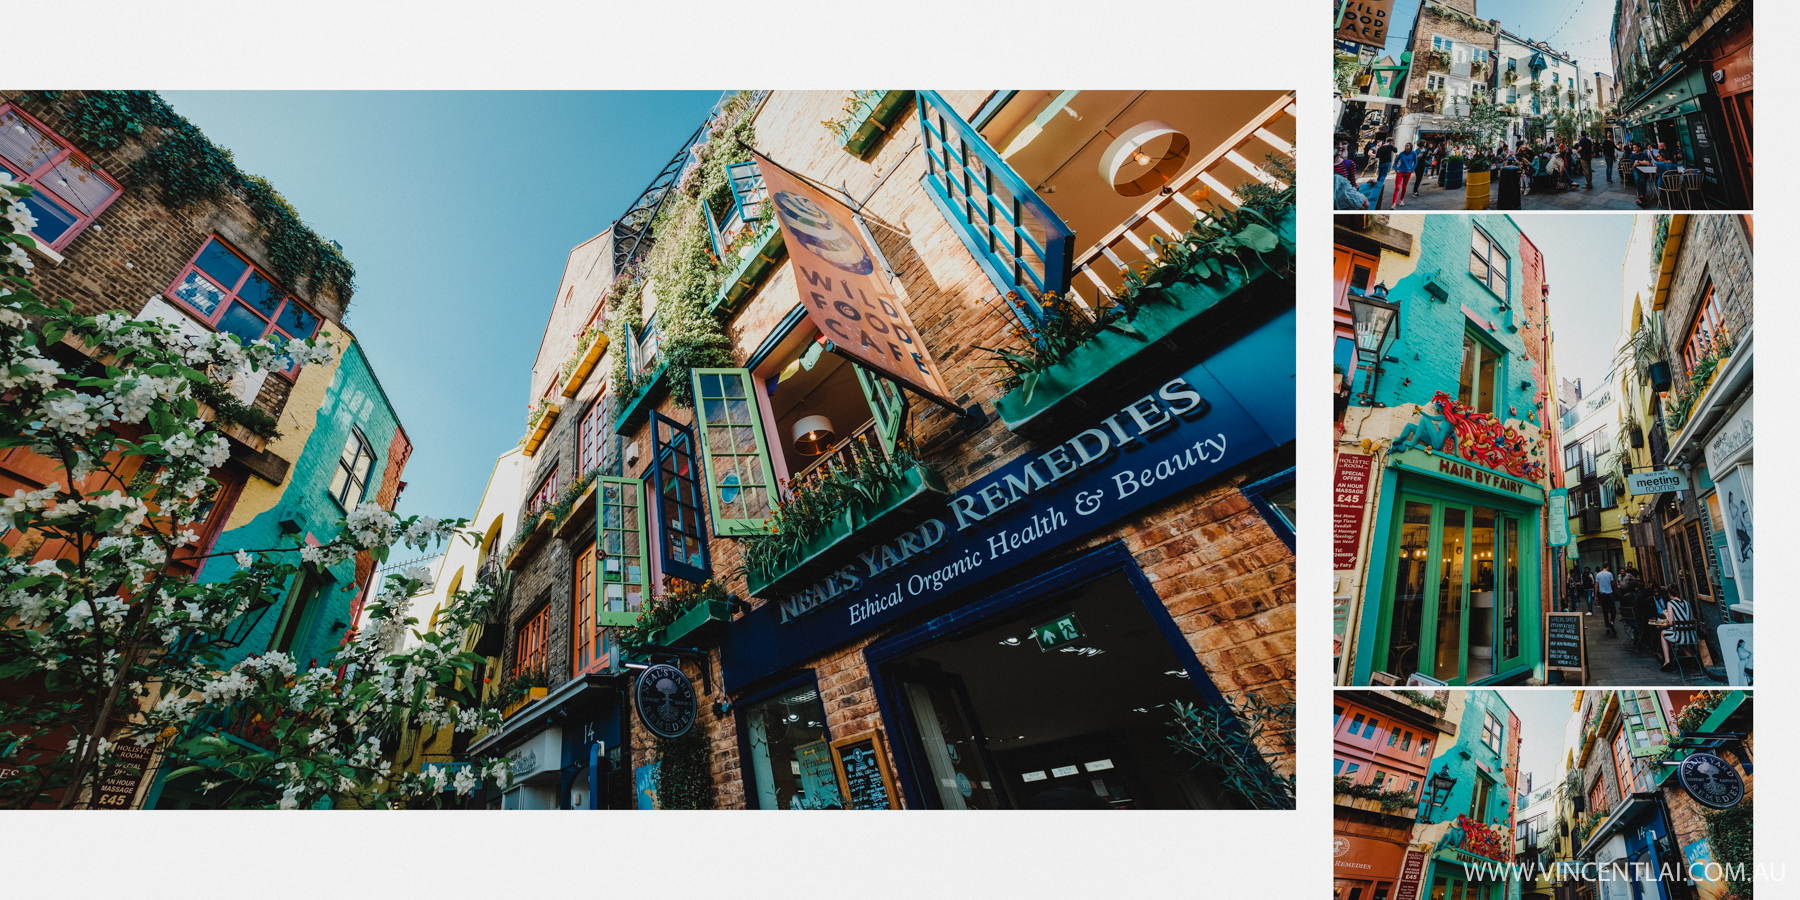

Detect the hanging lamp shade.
xmin=792 ymin=415 xmax=837 ymax=456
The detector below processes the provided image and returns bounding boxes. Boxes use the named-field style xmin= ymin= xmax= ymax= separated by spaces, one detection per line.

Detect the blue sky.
xmin=1510 ymin=214 xmax=1636 ymax=394
xmin=1500 ymin=689 xmax=1575 ymax=796
xmin=160 ymin=91 xmax=722 ymax=523
xmin=1370 ymin=0 xmax=1619 ymax=72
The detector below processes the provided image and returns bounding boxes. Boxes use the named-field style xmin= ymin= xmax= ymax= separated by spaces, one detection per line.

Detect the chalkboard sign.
xmin=1545 ymin=612 xmax=1586 ymax=680
xmin=830 ymin=731 xmax=899 ymax=810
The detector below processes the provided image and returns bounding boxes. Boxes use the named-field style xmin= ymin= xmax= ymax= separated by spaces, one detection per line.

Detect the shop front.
xmin=1334 ymin=834 xmax=1410 ymax=900
xmin=718 ymin=306 xmax=1296 ymax=808
xmin=468 ymin=672 xmax=626 ymax=810
xmin=1618 ymin=62 xmax=1743 ymax=209
xmin=1422 ymin=846 xmax=1512 ymax=900
xmin=1355 ymin=448 xmax=1545 ymax=686
xmin=1577 ymin=795 xmax=1676 ymax=900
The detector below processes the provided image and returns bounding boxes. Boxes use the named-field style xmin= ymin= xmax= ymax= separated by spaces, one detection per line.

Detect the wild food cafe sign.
xmin=718 ymin=348 xmax=1290 ymax=690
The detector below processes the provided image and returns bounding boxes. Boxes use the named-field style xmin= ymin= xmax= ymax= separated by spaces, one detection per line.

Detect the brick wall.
xmin=1661 ymin=215 xmax=1752 ymax=387
xmin=1403 ymin=3 xmax=1497 ymax=104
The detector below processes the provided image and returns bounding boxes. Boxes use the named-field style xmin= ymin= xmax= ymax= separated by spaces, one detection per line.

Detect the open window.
xmin=0 ymin=104 xmax=123 ymax=253
xmin=650 ymin=413 xmax=710 ymax=583
xmin=704 ymin=160 xmax=770 ymax=261
xmin=596 ymin=477 xmax=648 ymax=625
xmin=756 ymin=325 xmax=908 ymax=487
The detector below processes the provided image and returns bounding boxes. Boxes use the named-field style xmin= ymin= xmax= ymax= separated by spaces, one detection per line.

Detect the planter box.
xmin=1648 ymin=360 xmax=1672 ymax=392
xmin=992 ymin=207 xmax=1295 ymax=433
xmin=708 ymin=224 xmax=786 ymax=317
xmin=560 ymin=331 xmax=610 ymax=399
xmin=522 ymin=400 xmax=560 ymax=457
xmin=505 ymin=517 xmax=551 ymax=570
xmin=1333 ymin=792 xmax=1419 ymax=817
xmin=837 ymin=90 xmax=914 ymax=160
xmin=598 ymin=608 xmax=643 ymax=628
xmin=745 ymin=464 xmax=950 ymax=599
xmin=656 ymin=599 xmax=732 ymax=646
xmin=502 ymin=686 xmax=549 ymax=720
xmin=612 ymin=359 xmax=670 ymax=435
xmin=1464 ymin=170 xmax=1491 ymax=210
xmin=550 ymin=481 xmax=598 ymax=542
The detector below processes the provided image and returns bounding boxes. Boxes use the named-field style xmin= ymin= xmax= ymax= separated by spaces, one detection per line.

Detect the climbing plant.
xmin=1704 ymin=799 xmax=1753 ymax=897
xmin=17 ymin=91 xmax=355 ymax=306
xmin=652 ymin=723 xmax=714 ymax=809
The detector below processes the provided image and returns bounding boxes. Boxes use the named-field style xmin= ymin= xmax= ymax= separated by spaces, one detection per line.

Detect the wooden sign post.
xmin=829 ymin=731 xmax=900 ymax=810
xmin=1544 ymin=611 xmax=1587 ymax=683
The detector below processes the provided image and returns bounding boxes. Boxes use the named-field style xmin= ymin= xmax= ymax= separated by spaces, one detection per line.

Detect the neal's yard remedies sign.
xmin=719 ymin=310 xmax=1293 ymax=691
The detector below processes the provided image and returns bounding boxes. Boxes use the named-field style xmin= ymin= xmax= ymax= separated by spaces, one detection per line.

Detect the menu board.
xmin=93 ymin=741 xmax=153 ymax=808
xmin=1333 ymin=453 xmax=1375 ymax=569
xmin=830 ymin=731 xmax=899 ymax=810
xmin=1545 ymin=612 xmax=1585 ymax=677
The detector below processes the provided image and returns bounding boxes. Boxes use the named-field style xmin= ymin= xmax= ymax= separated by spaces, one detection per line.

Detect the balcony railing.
xmin=788 ymin=418 xmax=884 ymax=492
xmin=916 ymin=90 xmax=1073 ymax=312
xmin=1061 ymin=93 xmax=1295 ymax=313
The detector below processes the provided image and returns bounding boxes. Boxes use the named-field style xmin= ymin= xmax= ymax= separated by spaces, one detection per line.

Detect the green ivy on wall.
xmin=19 ymin=91 xmax=356 ymax=306
xmin=651 ymin=722 xmax=714 ymax=809
xmin=1704 ymin=799 xmax=1752 ymax=897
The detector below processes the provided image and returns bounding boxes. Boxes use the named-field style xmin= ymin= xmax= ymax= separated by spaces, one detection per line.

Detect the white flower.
xmin=403 ymin=566 xmax=433 ymax=589
xmin=1 ymin=356 xmax=62 ymax=391
xmin=235 ymin=550 xmax=254 ymax=569
xmin=5 ymin=200 xmax=36 ymax=233
xmin=5 ymin=244 xmax=32 ymax=272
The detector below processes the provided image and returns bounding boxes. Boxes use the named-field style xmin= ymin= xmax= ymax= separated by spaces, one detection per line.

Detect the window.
xmin=1408 ymin=778 xmax=1421 ymax=799
xmin=269 ymin=574 xmax=323 ymax=655
xmin=1418 ymin=738 xmax=1431 ymax=756
xmin=1612 ymin=728 xmax=1656 ymax=798
xmin=1470 ymin=775 xmax=1491 ymax=821
xmin=1588 ymin=780 xmax=1609 ymax=816
xmin=1469 ymin=228 xmax=1510 ymax=298
xmin=740 ymin=681 xmax=843 ymax=809
xmin=528 ymin=466 xmax=559 ymax=516
xmin=513 ymin=602 xmax=550 ymax=678
xmin=1432 ymin=35 xmax=1451 ymax=51
xmin=1426 ymin=74 xmax=1447 ymax=91
xmin=1482 ymin=711 xmax=1503 ymax=752
xmin=578 ymin=393 xmax=610 ymax=476
xmin=651 ymin=413 xmax=709 ymax=582
xmin=1680 ymin=283 xmax=1726 ymax=374
xmin=690 ymin=369 xmax=777 ymax=535
xmin=1335 ymin=704 xmax=1345 ymax=726
xmin=1349 ymin=713 xmax=1368 ymax=736
xmin=1373 ymin=769 xmax=1392 ymax=790
xmin=597 ymin=478 xmax=648 ymax=620
xmin=329 ymin=428 xmax=377 ymax=509
xmin=1507 ymin=58 xmax=1517 ymax=72
xmin=573 ymin=543 xmax=599 ymax=675
xmin=165 ymin=237 xmax=324 ymax=378
xmin=1245 ymin=468 xmax=1296 ymax=551
xmin=1459 ymin=332 xmax=1502 ymax=416
xmin=0 ymin=104 xmax=122 ymax=252
xmin=1343 ymin=761 xmax=1362 ymax=779
xmin=1399 ymin=730 xmax=1413 ymax=752
xmin=1388 ymin=728 xmax=1401 ymax=748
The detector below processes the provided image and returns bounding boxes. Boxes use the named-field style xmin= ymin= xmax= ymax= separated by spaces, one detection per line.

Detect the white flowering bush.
xmin=0 ymin=178 xmax=509 ymax=809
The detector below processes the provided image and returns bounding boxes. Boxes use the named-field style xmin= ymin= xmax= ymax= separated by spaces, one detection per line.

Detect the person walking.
xmin=1595 ymin=563 xmax=1617 ymax=636
xmin=1373 ymin=138 xmax=1396 ymax=198
xmin=1565 ymin=567 xmax=1583 ymax=613
xmin=1601 ymin=135 xmax=1618 ymax=183
xmin=1577 ymin=133 xmax=1595 ymax=189
xmin=1581 ymin=566 xmax=1596 ymax=615
xmin=1391 ymin=142 xmax=1419 ymax=208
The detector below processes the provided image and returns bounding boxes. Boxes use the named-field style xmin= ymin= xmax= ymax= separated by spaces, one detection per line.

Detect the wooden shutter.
xmin=690 ymin=368 xmax=778 ymax=536
xmin=595 ymin=477 xmax=648 ymax=626
xmin=853 ymin=363 xmax=908 ymax=456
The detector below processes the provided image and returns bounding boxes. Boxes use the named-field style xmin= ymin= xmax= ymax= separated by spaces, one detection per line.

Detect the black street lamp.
xmin=1420 ymin=762 xmax=1459 ymax=822
xmin=1350 ymin=283 xmax=1402 ymax=405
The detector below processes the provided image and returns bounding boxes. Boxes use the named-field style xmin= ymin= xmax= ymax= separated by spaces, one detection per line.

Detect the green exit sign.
xmin=1032 ymin=614 xmax=1085 ymax=651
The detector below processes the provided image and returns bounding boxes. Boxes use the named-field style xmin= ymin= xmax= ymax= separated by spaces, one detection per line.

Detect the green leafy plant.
xmin=1705 ymin=800 xmax=1753 ymax=897
xmin=1396 ymin=689 xmax=1446 ymax=711
xmin=1334 ymin=775 xmax=1420 ymax=811
xmin=820 ymin=91 xmax=887 ymax=140
xmin=738 ymin=436 xmax=931 ymax=579
xmin=1165 ymin=692 xmax=1295 ymax=810
xmin=1674 ymin=690 xmax=1726 ymax=735
xmin=616 ymin=577 xmax=728 ymax=649
xmin=652 ymin=720 xmax=714 ymax=809
xmin=21 ymin=91 xmax=355 ymax=307
xmin=190 ymin=378 xmax=283 ymax=440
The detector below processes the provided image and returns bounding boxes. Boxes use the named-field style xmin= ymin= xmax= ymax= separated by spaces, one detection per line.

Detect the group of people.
xmin=1332 ymin=130 xmax=1698 ymax=210
xmin=1566 ymin=563 xmax=1697 ymax=672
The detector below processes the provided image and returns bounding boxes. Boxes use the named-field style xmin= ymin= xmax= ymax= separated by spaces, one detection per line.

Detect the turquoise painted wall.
xmin=200 ymin=341 xmax=404 ymax=669
xmin=1365 ymin=216 xmax=1543 ymax=425
xmin=1422 ymin=692 xmax=1518 ymax=831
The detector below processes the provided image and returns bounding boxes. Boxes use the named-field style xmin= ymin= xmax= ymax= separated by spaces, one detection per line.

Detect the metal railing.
xmin=788 ymin=419 xmax=884 ymax=493
xmin=916 ymin=90 xmax=1073 ymax=313
xmin=1061 ymin=93 xmax=1295 ymax=313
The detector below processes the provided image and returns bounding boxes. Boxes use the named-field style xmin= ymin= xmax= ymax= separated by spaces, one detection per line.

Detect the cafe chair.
xmin=1658 ymin=172 xmax=1688 ymax=210
xmin=1665 ymin=606 xmax=1703 ymax=684
xmin=1681 ymin=171 xmax=1707 ymax=210
xmin=1617 ymin=599 xmax=1641 ymax=654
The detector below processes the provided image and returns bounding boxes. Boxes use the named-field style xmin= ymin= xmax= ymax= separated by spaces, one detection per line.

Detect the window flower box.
xmin=504 ymin=516 xmax=552 ymax=571
xmin=992 ymin=207 xmax=1295 ymax=433
xmin=708 ymin=222 xmax=785 ymax=317
xmin=745 ymin=463 xmax=949 ymax=599
xmin=549 ymin=480 xmax=598 ymax=542
xmin=832 ymin=90 xmax=914 ymax=160
xmin=522 ymin=400 xmax=560 ymax=457
xmin=501 ymin=686 xmax=550 ymax=720
xmin=560 ymin=328 xmax=610 ymax=399
xmin=612 ymin=359 xmax=670 ymax=435
xmin=654 ymin=599 xmax=732 ymax=646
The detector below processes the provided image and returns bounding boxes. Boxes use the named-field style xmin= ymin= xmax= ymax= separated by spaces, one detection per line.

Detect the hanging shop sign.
xmin=830 ymin=731 xmax=900 ymax=810
xmin=1547 ymin=489 xmax=1571 ymax=547
xmin=1704 ymin=396 xmax=1752 ymax=473
xmin=1334 ymin=0 xmax=1394 ymax=49
xmin=1677 ymin=752 xmax=1745 ymax=809
xmin=720 ymin=311 xmax=1293 ymax=691
xmin=1333 ymin=833 xmax=1406 ymax=878
xmin=1389 ymin=448 xmax=1546 ymax=504
xmin=1333 ymin=453 xmax=1375 ymax=569
xmin=752 ymin=152 xmax=956 ymax=409
xmin=633 ymin=664 xmax=697 ymax=739
xmin=1714 ymin=43 xmax=1753 ymax=98
xmin=1628 ymin=468 xmax=1690 ymax=496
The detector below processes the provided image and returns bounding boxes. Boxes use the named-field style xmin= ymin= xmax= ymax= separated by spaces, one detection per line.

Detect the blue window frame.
xmin=650 ymin=412 xmax=710 ymax=583
xmin=1243 ymin=467 xmax=1296 ymax=552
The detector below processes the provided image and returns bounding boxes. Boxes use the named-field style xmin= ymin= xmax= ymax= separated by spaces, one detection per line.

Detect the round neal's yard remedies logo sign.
xmin=634 ymin=664 xmax=697 ymax=739
xmin=1677 ymin=752 xmax=1744 ymax=809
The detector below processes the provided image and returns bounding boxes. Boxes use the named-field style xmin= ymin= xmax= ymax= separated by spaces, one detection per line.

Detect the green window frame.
xmin=853 ymin=363 xmax=908 ymax=456
xmin=595 ymin=477 xmax=648 ymax=627
xmin=691 ymin=368 xmax=778 ymax=536
xmin=1619 ymin=690 xmax=1670 ymax=757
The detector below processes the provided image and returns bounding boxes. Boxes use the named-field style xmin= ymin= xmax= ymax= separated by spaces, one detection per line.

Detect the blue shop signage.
xmin=718 ymin=309 xmax=1295 ymax=691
